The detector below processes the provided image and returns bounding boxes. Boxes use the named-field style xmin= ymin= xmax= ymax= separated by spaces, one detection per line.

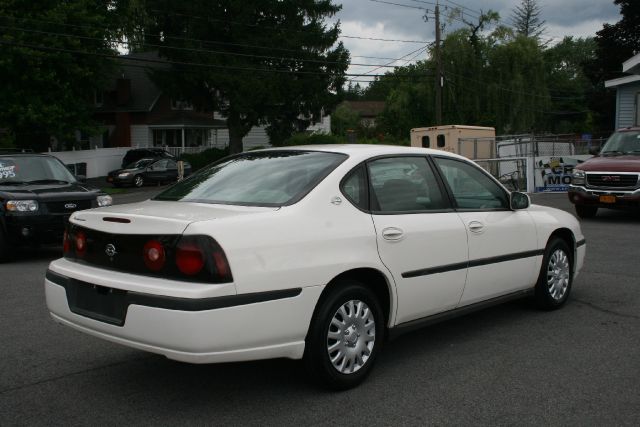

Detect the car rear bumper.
xmin=44 ymin=263 xmax=323 ymax=363
xmin=568 ymin=185 xmax=640 ymax=209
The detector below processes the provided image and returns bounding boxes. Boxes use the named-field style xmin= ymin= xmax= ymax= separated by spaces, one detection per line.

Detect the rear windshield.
xmin=0 ymin=156 xmax=76 ymax=184
xmin=601 ymin=131 xmax=640 ymax=155
xmin=154 ymin=151 xmax=347 ymax=206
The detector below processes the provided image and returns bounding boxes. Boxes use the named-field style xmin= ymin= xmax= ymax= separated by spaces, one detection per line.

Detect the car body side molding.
xmin=401 ymin=249 xmax=545 ymax=278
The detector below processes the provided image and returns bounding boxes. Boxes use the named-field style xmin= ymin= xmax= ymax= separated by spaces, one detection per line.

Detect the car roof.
xmin=257 ymin=144 xmax=469 ymax=162
xmin=0 ymin=153 xmax=54 ymax=158
xmin=617 ymin=127 xmax=640 ymax=132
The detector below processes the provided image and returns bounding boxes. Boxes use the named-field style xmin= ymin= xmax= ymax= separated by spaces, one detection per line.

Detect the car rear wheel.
xmin=575 ymin=205 xmax=597 ymax=219
xmin=133 ymin=175 xmax=144 ymax=188
xmin=535 ymin=237 xmax=572 ymax=310
xmin=304 ymin=280 xmax=384 ymax=390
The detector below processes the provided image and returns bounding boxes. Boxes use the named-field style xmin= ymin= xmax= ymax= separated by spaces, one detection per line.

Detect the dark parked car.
xmin=0 ymin=153 xmax=112 ymax=261
xmin=121 ymin=148 xmax=176 ymax=168
xmin=107 ymin=158 xmax=192 ymax=187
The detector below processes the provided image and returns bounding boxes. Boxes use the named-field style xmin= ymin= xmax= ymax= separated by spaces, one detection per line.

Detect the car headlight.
xmin=6 ymin=200 xmax=39 ymax=212
xmin=118 ymin=172 xmax=131 ymax=178
xmin=97 ymin=195 xmax=113 ymax=207
xmin=572 ymin=169 xmax=585 ymax=186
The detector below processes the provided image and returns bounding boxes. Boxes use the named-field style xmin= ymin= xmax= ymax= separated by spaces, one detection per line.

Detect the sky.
xmin=334 ymin=0 xmax=622 ymax=84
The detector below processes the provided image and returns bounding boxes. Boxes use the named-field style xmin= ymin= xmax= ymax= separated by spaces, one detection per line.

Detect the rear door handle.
xmin=468 ymin=221 xmax=485 ymax=234
xmin=382 ymin=227 xmax=404 ymax=241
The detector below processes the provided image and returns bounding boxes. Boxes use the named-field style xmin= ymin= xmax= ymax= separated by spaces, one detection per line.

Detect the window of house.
xmin=437 ymin=134 xmax=445 ymax=148
xmin=171 ymin=99 xmax=194 ymax=110
xmin=421 ymin=135 xmax=430 ymax=148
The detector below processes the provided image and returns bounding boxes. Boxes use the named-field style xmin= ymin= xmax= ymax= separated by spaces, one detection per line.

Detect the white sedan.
xmin=45 ymin=145 xmax=585 ymax=389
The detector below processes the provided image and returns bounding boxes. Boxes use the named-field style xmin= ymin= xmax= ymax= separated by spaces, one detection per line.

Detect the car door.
xmin=165 ymin=159 xmax=178 ymax=181
xmin=146 ymin=159 xmax=168 ymax=182
xmin=432 ymin=156 xmax=539 ymax=306
xmin=365 ymin=156 xmax=469 ymax=325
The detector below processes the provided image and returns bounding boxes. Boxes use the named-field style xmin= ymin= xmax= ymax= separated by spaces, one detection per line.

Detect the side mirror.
xmin=588 ymin=145 xmax=601 ymax=156
xmin=510 ymin=191 xmax=530 ymax=210
xmin=76 ymin=174 xmax=87 ymax=183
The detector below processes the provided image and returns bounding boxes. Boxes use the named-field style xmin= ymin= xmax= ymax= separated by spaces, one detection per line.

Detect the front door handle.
xmin=468 ymin=220 xmax=485 ymax=234
xmin=382 ymin=227 xmax=404 ymax=241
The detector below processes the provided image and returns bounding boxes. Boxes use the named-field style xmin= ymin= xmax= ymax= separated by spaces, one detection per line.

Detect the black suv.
xmin=121 ymin=148 xmax=176 ymax=168
xmin=0 ymin=153 xmax=112 ymax=261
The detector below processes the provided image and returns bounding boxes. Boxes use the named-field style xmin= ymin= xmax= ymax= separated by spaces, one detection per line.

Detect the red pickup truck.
xmin=568 ymin=128 xmax=640 ymax=218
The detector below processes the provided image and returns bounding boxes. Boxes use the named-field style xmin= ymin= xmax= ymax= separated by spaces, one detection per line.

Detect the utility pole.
xmin=434 ymin=0 xmax=442 ymax=125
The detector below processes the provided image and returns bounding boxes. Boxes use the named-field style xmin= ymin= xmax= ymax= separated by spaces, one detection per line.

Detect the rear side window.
xmin=367 ymin=157 xmax=448 ymax=213
xmin=341 ymin=165 xmax=368 ymax=210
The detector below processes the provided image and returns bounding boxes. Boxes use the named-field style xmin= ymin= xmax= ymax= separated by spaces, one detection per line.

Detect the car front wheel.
xmin=133 ymin=175 xmax=144 ymax=188
xmin=0 ymin=226 xmax=8 ymax=262
xmin=535 ymin=237 xmax=573 ymax=310
xmin=304 ymin=280 xmax=384 ymax=390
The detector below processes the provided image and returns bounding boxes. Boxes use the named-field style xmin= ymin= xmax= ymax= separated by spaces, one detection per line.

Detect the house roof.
xmin=622 ymin=53 xmax=640 ymax=75
xmin=341 ymin=101 xmax=386 ymax=118
xmin=147 ymin=111 xmax=227 ymax=128
xmin=96 ymin=52 xmax=165 ymax=113
xmin=604 ymin=75 xmax=640 ymax=88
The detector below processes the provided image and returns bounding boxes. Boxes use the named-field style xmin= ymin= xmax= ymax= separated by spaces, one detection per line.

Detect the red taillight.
xmin=63 ymin=230 xmax=71 ymax=254
xmin=75 ymin=231 xmax=87 ymax=257
xmin=212 ymin=251 xmax=231 ymax=280
xmin=176 ymin=242 xmax=205 ymax=275
xmin=143 ymin=240 xmax=166 ymax=271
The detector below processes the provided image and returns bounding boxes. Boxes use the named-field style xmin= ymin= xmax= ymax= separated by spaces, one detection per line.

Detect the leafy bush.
xmin=180 ymin=148 xmax=229 ymax=171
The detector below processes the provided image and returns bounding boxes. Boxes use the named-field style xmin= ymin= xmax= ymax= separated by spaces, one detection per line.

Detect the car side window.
xmin=434 ymin=157 xmax=509 ymax=210
xmin=367 ymin=157 xmax=447 ymax=213
xmin=152 ymin=159 xmax=168 ymax=170
xmin=341 ymin=165 xmax=368 ymax=210
xmin=166 ymin=160 xmax=177 ymax=170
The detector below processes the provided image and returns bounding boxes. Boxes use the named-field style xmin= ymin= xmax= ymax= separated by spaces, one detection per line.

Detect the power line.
xmin=0 ymin=24 xmax=420 ymax=70
xmin=368 ymin=0 xmax=427 ymax=10
xmin=347 ymin=44 xmax=430 ymax=83
xmin=0 ymin=39 xmax=436 ymax=80
xmin=145 ymin=9 xmax=432 ymax=44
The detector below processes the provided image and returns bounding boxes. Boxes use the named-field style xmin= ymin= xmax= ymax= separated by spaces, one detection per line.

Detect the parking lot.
xmin=0 ymin=190 xmax=638 ymax=426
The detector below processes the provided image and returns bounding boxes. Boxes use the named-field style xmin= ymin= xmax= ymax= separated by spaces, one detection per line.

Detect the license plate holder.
xmin=599 ymin=195 xmax=616 ymax=204
xmin=68 ymin=281 xmax=128 ymax=325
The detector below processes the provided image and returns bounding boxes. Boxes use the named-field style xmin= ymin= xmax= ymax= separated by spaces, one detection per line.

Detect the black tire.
xmin=0 ymin=226 xmax=9 ymax=263
xmin=133 ymin=175 xmax=144 ymax=188
xmin=575 ymin=205 xmax=597 ymax=219
xmin=304 ymin=280 xmax=384 ymax=390
xmin=535 ymin=237 xmax=573 ymax=310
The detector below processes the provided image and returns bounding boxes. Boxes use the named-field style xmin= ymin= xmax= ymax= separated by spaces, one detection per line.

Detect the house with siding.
xmin=86 ymin=52 xmax=330 ymax=154
xmin=605 ymin=53 xmax=640 ymax=129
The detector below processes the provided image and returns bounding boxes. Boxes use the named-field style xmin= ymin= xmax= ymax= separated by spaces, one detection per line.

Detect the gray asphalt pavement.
xmin=1 ymin=190 xmax=639 ymax=426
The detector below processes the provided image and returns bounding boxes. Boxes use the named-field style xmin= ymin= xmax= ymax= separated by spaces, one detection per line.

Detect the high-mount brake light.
xmin=176 ymin=241 xmax=205 ymax=276
xmin=143 ymin=240 xmax=166 ymax=271
xmin=75 ymin=231 xmax=87 ymax=257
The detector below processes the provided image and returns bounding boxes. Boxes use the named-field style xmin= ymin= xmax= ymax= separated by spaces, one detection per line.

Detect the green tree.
xmin=543 ymin=37 xmax=596 ymax=133
xmin=0 ymin=0 xmax=120 ymax=151
xmin=584 ymin=0 xmax=640 ymax=132
xmin=140 ymin=0 xmax=349 ymax=153
xmin=330 ymin=103 xmax=360 ymax=136
xmin=511 ymin=0 xmax=546 ymax=40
